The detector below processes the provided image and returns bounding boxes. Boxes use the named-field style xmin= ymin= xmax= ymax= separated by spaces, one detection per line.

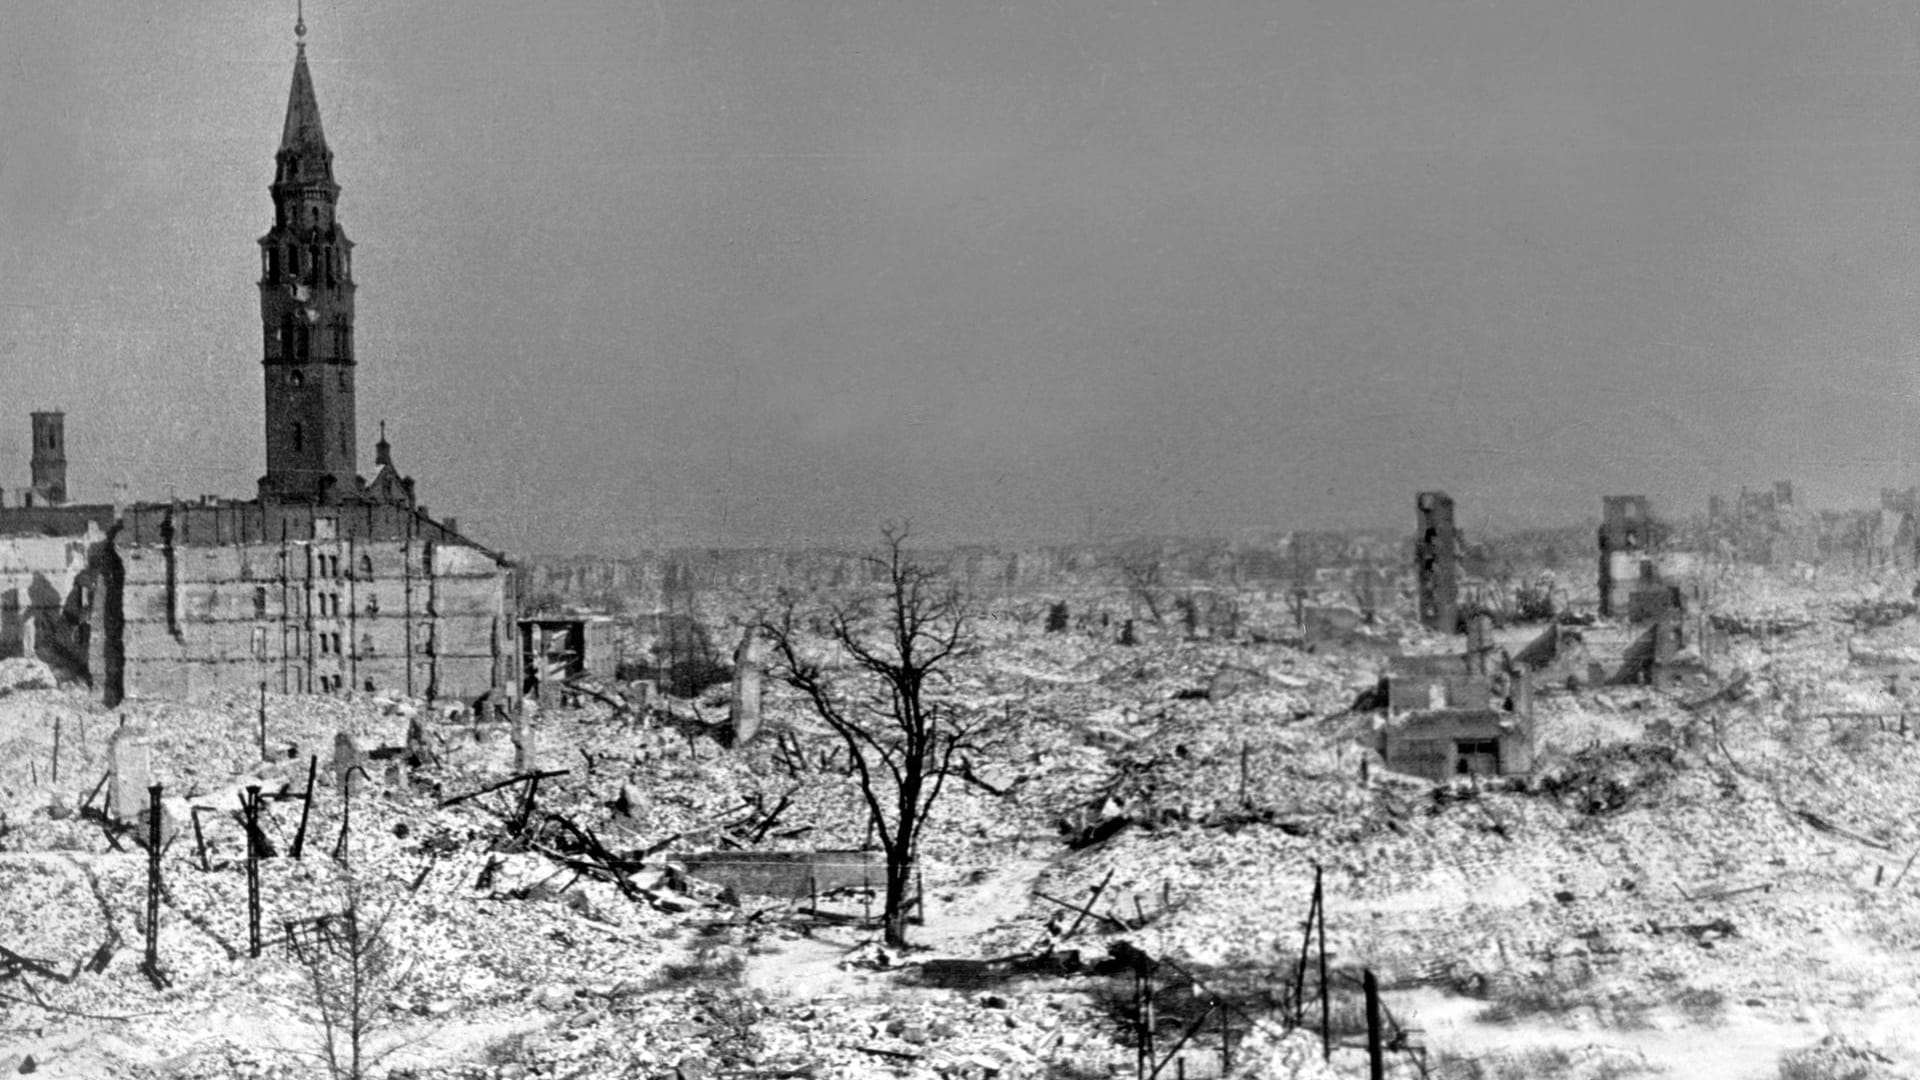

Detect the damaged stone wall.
xmin=1378 ymin=709 xmax=1536 ymax=782
xmin=0 ymin=513 xmax=515 ymax=706
xmin=0 ymin=527 xmax=106 ymax=684
xmin=118 ymin=526 xmax=513 ymax=704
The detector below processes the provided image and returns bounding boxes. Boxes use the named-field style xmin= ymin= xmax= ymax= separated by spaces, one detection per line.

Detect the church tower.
xmin=28 ymin=411 xmax=67 ymax=506
xmin=258 ymin=13 xmax=358 ymax=504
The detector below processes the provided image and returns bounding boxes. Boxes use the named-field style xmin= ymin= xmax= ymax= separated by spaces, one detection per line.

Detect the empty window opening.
xmin=1455 ymin=739 xmax=1501 ymax=777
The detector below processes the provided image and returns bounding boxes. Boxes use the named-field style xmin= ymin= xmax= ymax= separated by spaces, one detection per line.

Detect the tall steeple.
xmin=257 ymin=7 xmax=359 ymax=504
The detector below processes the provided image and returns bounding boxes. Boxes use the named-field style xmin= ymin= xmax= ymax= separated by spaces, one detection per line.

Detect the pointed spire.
xmin=375 ymin=421 xmax=392 ymax=468
xmin=280 ymin=3 xmax=328 ymax=159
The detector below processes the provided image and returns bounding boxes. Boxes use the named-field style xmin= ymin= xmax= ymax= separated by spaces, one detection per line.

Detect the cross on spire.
xmin=295 ymin=0 xmax=306 ymax=45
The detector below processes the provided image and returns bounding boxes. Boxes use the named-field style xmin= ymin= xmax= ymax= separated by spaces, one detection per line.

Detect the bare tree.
xmin=1109 ymin=539 xmax=1169 ymax=625
xmin=294 ymin=870 xmax=413 ymax=1080
xmin=760 ymin=523 xmax=980 ymax=947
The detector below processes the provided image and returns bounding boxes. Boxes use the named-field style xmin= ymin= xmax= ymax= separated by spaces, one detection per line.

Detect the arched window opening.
xmin=291 ymin=423 xmax=304 ymax=452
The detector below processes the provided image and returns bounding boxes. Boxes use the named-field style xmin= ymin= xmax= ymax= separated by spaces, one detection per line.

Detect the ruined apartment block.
xmin=0 ymin=38 xmax=515 ymax=707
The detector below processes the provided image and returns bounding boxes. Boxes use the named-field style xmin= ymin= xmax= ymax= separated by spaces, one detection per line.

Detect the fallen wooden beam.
xmin=438 ymin=768 xmax=570 ymax=809
xmin=1793 ymin=808 xmax=1892 ymax=851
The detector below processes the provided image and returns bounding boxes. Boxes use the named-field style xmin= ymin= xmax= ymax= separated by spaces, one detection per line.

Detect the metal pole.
xmin=1220 ymin=997 xmax=1232 ymax=1074
xmin=333 ymin=772 xmax=352 ymax=864
xmin=257 ymin=682 xmax=268 ymax=762
xmin=290 ymin=755 xmax=317 ymax=858
xmin=1317 ymin=865 xmax=1330 ymax=1061
xmin=1292 ymin=877 xmax=1318 ymax=1026
xmin=1365 ymin=970 xmax=1385 ymax=1080
xmin=1142 ymin=967 xmax=1156 ymax=1076
xmin=245 ymin=786 xmax=263 ymax=959
xmin=145 ymin=783 xmax=162 ymax=977
xmin=191 ymin=807 xmax=210 ymax=871
xmin=1135 ymin=969 xmax=1148 ymax=1080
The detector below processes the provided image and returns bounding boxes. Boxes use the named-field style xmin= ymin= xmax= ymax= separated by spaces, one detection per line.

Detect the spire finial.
xmin=379 ymin=420 xmax=387 ymax=444
xmin=295 ymin=0 xmax=307 ymax=46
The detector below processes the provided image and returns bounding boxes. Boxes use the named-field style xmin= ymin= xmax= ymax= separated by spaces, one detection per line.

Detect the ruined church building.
xmin=0 ymin=22 xmax=518 ymax=708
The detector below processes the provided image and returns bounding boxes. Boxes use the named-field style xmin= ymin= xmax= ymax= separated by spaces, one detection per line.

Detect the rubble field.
xmin=3 ymin=571 xmax=1920 ymax=1079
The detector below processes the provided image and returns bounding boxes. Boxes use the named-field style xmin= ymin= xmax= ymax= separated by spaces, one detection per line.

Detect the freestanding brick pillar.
xmin=107 ymin=723 xmax=152 ymax=823
xmin=730 ymin=628 xmax=765 ymax=746
xmin=1599 ymin=495 xmax=1655 ymax=618
xmin=1415 ymin=492 xmax=1460 ymax=633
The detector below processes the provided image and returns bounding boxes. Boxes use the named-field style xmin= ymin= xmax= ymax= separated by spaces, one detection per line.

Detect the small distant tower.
xmin=29 ymin=411 xmax=67 ymax=506
xmin=1415 ymin=491 xmax=1460 ymax=632
xmin=1598 ymin=495 xmax=1654 ymax=618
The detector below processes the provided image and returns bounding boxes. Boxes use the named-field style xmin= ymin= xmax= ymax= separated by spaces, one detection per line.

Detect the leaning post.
xmin=245 ymin=785 xmax=263 ymax=959
xmin=144 ymin=783 xmax=163 ymax=980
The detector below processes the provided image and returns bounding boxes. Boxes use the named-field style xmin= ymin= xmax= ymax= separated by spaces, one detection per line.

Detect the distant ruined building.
xmin=0 ymin=21 xmax=517 ymax=707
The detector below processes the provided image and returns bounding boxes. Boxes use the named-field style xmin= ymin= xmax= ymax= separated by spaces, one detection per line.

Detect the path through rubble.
xmin=740 ymin=853 xmax=1054 ymax=999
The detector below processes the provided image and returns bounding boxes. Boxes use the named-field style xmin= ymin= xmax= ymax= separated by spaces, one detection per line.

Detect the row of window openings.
xmin=252 ymin=627 xmax=433 ymax=658
xmin=255 ymin=589 xmax=401 ymax=618
xmin=271 ymin=325 xmax=352 ymax=363
xmin=264 ymin=243 xmax=347 ymax=283
xmin=252 ymin=591 xmax=387 ymax=618
xmin=274 ymin=546 xmax=432 ymax=578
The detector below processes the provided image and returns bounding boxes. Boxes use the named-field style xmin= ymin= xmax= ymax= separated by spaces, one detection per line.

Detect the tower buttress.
xmin=258 ymin=18 xmax=358 ymax=504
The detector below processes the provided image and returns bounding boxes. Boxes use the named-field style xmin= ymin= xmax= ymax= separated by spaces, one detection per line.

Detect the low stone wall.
xmin=676 ymin=849 xmax=884 ymax=899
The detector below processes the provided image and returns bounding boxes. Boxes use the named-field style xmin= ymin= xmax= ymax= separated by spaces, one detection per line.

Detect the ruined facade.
xmin=520 ymin=615 xmax=622 ymax=704
xmin=1707 ymin=481 xmax=1820 ymax=565
xmin=1377 ymin=653 xmax=1535 ymax=782
xmin=0 ymin=29 xmax=515 ymax=707
xmin=1597 ymin=495 xmax=1654 ymax=618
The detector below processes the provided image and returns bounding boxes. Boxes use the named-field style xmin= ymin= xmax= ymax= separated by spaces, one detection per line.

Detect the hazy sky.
xmin=6 ymin=1 xmax=1920 ymax=553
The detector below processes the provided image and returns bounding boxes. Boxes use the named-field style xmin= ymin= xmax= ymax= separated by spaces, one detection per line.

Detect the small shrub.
xmin=1674 ymin=986 xmax=1726 ymax=1024
xmin=1778 ymin=1035 xmax=1902 ymax=1080
xmin=651 ymin=940 xmax=747 ymax=990
xmin=1431 ymin=1045 xmax=1662 ymax=1080
xmin=692 ymin=989 xmax=766 ymax=1067
xmin=482 ymin=1033 xmax=531 ymax=1068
